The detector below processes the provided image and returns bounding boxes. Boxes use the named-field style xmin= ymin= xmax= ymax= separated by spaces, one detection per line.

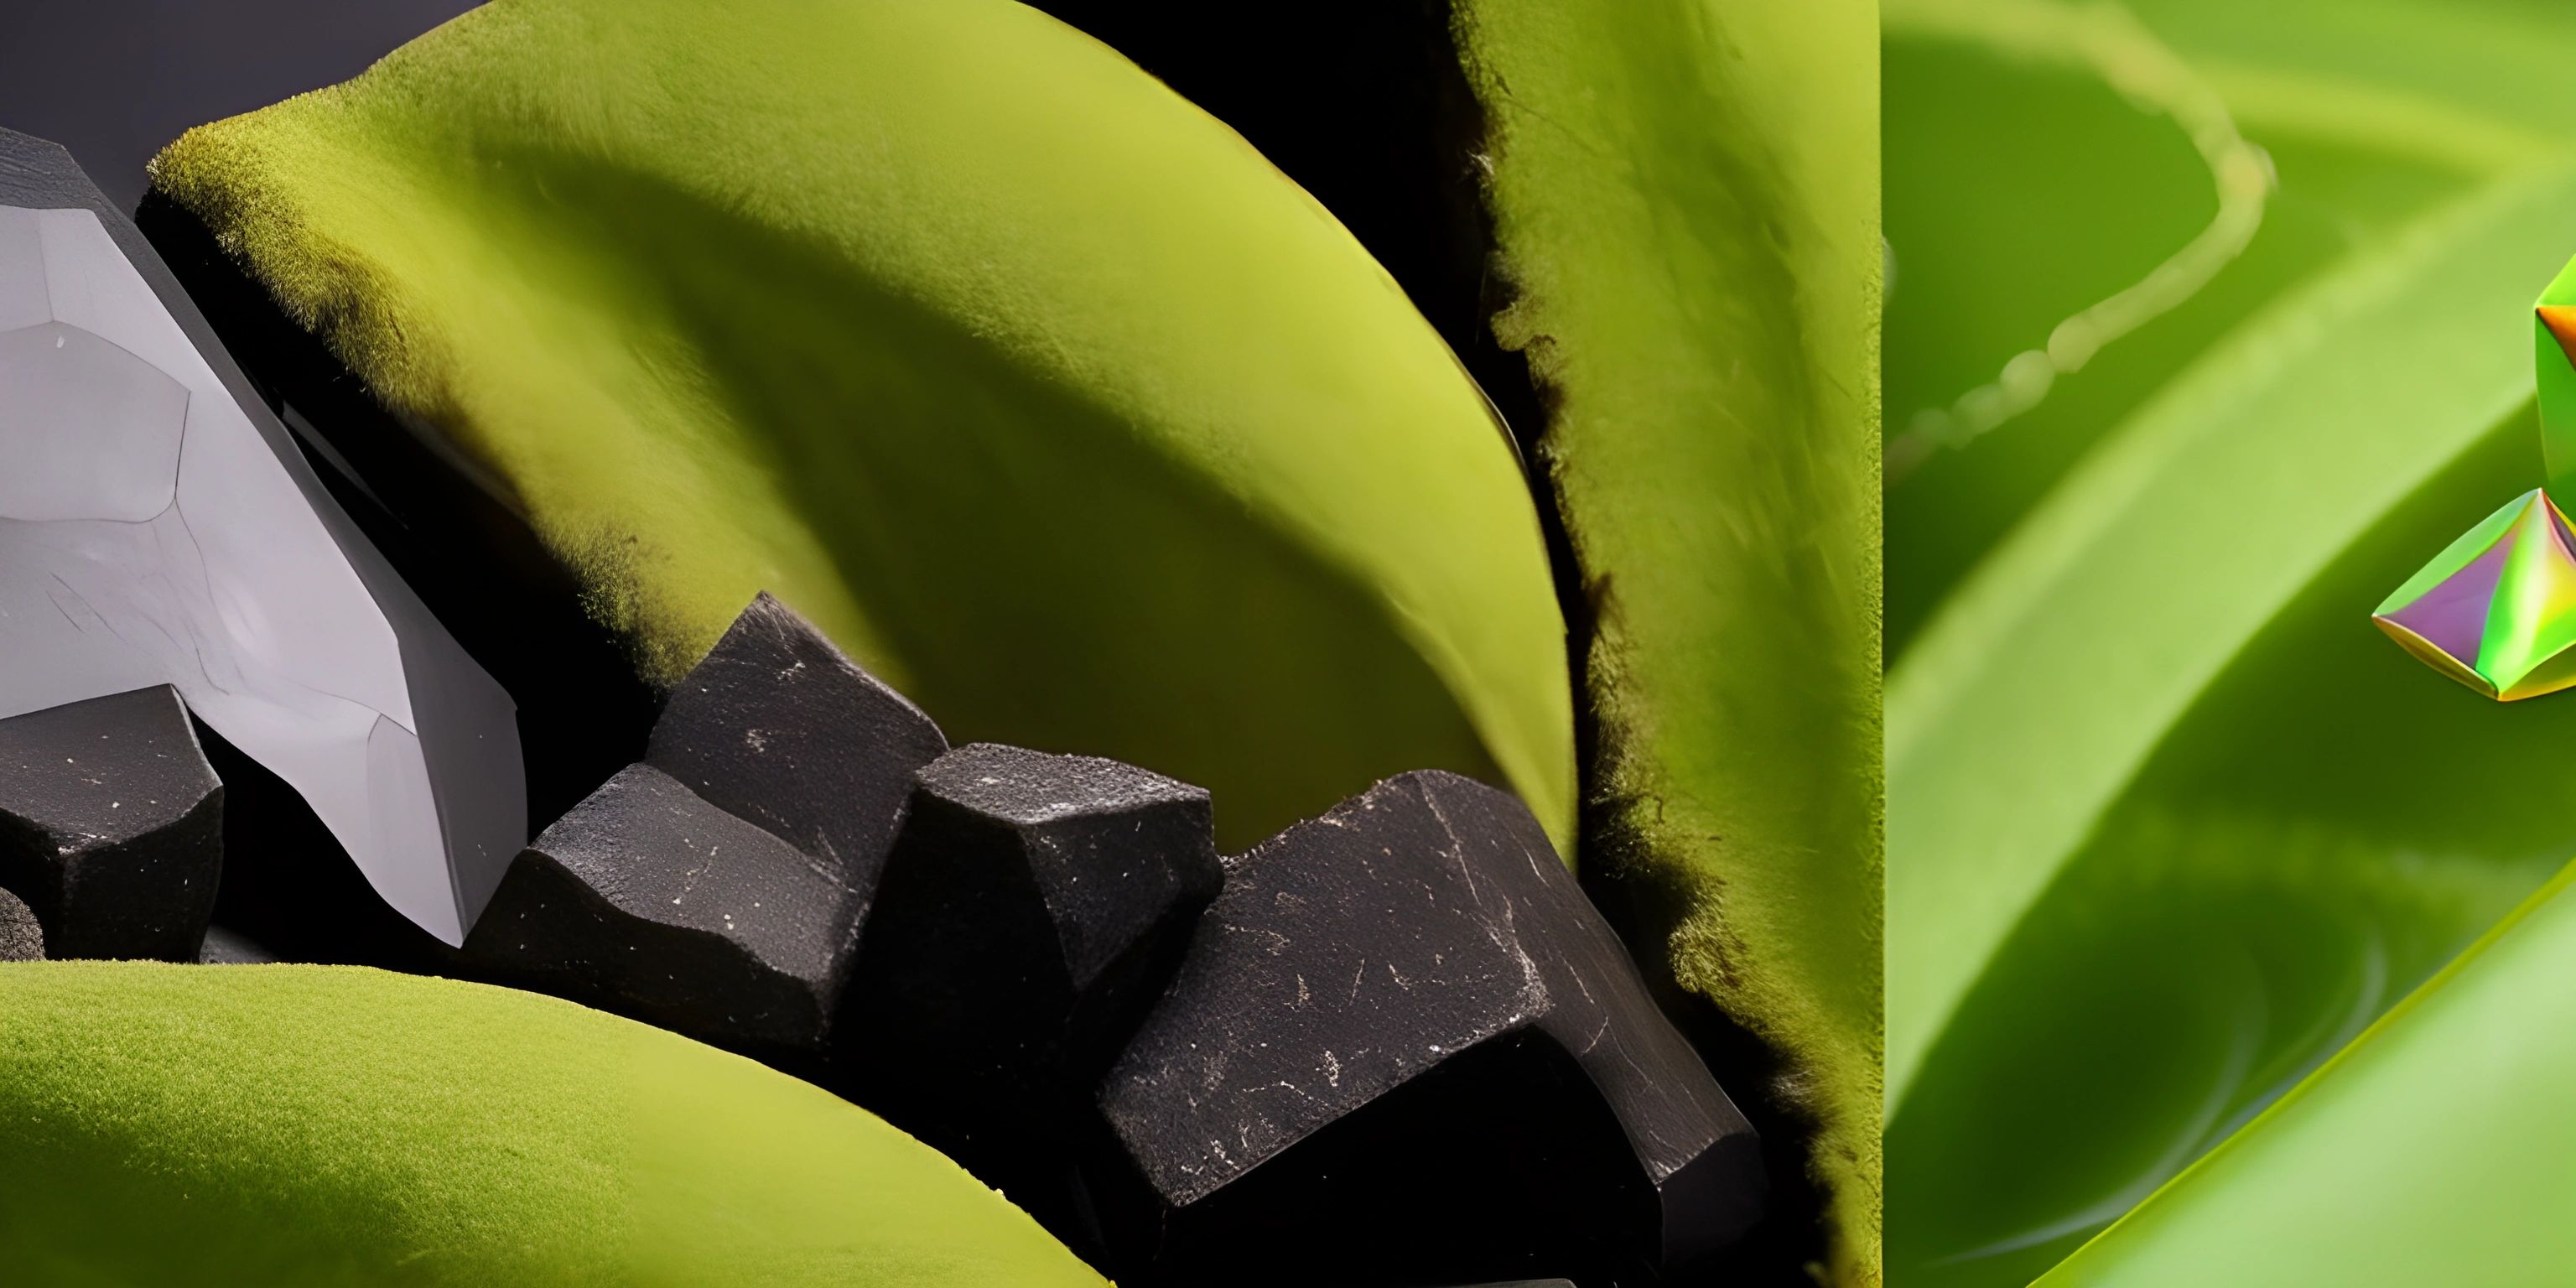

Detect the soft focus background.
xmin=1887 ymin=0 xmax=2576 ymax=1283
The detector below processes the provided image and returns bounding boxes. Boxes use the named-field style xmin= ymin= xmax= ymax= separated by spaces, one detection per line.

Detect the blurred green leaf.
xmin=2128 ymin=0 xmax=2576 ymax=136
xmin=1888 ymin=160 xmax=2576 ymax=1281
xmin=1883 ymin=2 xmax=2490 ymax=654
xmin=1457 ymin=0 xmax=1883 ymax=1279
xmin=2032 ymin=855 xmax=2576 ymax=1285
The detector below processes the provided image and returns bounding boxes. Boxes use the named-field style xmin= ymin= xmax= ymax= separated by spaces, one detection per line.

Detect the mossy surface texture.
xmin=0 ymin=961 xmax=1105 ymax=1285
xmin=151 ymin=0 xmax=1571 ymax=854
xmin=1458 ymin=0 xmax=1884 ymax=1280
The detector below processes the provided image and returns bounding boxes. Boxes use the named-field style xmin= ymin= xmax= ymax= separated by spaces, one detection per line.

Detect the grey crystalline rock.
xmin=0 ymin=129 xmax=522 ymax=945
xmin=0 ymin=885 xmax=44 ymax=960
xmin=0 ymin=686 xmax=220 ymax=960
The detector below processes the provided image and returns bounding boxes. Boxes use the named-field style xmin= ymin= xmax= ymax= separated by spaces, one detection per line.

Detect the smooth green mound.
xmin=152 ymin=0 xmax=1571 ymax=854
xmin=1457 ymin=0 xmax=1883 ymax=1279
xmin=0 ymin=962 xmax=1104 ymax=1286
xmin=2038 ymin=856 xmax=2576 ymax=1285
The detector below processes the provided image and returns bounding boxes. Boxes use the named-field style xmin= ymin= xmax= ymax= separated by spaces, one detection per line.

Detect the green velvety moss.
xmin=0 ymin=962 xmax=1104 ymax=1286
xmin=1456 ymin=0 xmax=1883 ymax=1280
xmin=149 ymin=0 xmax=1571 ymax=854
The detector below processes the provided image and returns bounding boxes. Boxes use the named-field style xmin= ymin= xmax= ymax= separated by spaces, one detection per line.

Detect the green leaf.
xmin=149 ymin=0 xmax=1571 ymax=854
xmin=2127 ymin=0 xmax=2576 ymax=138
xmin=1455 ymin=0 xmax=1883 ymax=1279
xmin=1883 ymin=0 xmax=2490 ymax=654
xmin=0 ymin=962 xmax=1104 ymax=1285
xmin=1888 ymin=809 xmax=2550 ymax=1285
xmin=2032 ymin=855 xmax=2576 ymax=1285
xmin=1888 ymin=163 xmax=2576 ymax=1278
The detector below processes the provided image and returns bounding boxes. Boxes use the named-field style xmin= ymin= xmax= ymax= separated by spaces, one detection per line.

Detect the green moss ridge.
xmin=0 ymin=961 xmax=1105 ymax=1285
xmin=1456 ymin=0 xmax=1883 ymax=1280
xmin=150 ymin=0 xmax=1571 ymax=854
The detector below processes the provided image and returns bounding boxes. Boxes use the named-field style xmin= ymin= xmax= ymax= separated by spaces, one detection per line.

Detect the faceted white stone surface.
xmin=0 ymin=135 xmax=523 ymax=945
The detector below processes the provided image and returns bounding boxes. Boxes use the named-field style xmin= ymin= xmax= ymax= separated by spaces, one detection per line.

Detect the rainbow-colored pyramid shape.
xmin=2376 ymin=257 xmax=2576 ymax=701
xmin=2376 ymin=489 xmax=2576 ymax=700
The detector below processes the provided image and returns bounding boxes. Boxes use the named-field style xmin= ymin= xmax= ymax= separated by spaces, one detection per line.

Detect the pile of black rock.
xmin=0 ymin=592 xmax=1763 ymax=1287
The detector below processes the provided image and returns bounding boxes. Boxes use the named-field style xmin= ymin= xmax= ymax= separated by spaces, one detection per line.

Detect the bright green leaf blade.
xmin=2128 ymin=0 xmax=2576 ymax=139
xmin=0 ymin=962 xmax=1104 ymax=1286
xmin=149 ymin=0 xmax=1571 ymax=854
xmin=1888 ymin=808 xmax=2552 ymax=1285
xmin=2033 ymin=854 xmax=2576 ymax=1287
xmin=1456 ymin=0 xmax=1883 ymax=1280
xmin=1887 ymin=384 xmax=2576 ymax=1282
xmin=1888 ymin=164 xmax=2576 ymax=1119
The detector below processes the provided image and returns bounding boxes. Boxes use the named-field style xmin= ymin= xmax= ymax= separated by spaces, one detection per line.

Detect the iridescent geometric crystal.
xmin=2376 ymin=489 xmax=2576 ymax=701
xmin=2377 ymin=254 xmax=2576 ymax=704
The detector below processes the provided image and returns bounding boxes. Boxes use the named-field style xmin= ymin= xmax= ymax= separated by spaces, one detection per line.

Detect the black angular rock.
xmin=1096 ymin=771 xmax=1763 ymax=1285
xmin=0 ymin=686 xmax=221 ymax=961
xmin=647 ymin=592 xmax=948 ymax=887
xmin=0 ymin=886 xmax=44 ymax=961
xmin=197 ymin=924 xmax=276 ymax=964
xmin=839 ymin=743 xmax=1222 ymax=1237
xmin=463 ymin=763 xmax=858 ymax=1061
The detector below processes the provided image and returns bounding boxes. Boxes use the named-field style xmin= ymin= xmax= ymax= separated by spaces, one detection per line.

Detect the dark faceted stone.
xmin=197 ymin=923 xmax=275 ymax=964
xmin=648 ymin=592 xmax=948 ymax=887
xmin=0 ymin=686 xmax=221 ymax=961
xmin=463 ymin=763 xmax=858 ymax=1062
xmin=1096 ymin=771 xmax=1763 ymax=1285
xmin=0 ymin=886 xmax=43 ymax=961
xmin=839 ymin=743 xmax=1222 ymax=1239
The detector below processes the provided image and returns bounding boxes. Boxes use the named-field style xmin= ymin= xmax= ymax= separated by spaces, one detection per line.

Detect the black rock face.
xmin=1096 ymin=771 xmax=1763 ymax=1285
xmin=0 ymin=686 xmax=221 ymax=961
xmin=648 ymin=592 xmax=948 ymax=887
xmin=0 ymin=886 xmax=44 ymax=961
xmin=463 ymin=763 xmax=858 ymax=1062
xmin=839 ymin=743 xmax=1222 ymax=1239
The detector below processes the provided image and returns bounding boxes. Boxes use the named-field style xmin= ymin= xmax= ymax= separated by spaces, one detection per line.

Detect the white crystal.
xmin=0 ymin=143 xmax=523 ymax=946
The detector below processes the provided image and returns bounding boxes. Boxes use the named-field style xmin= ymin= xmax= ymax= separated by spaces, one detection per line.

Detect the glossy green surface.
xmin=2535 ymin=255 xmax=2576 ymax=493
xmin=0 ymin=963 xmax=1104 ymax=1286
xmin=2371 ymin=490 xmax=2576 ymax=701
xmin=152 ymin=0 xmax=1571 ymax=854
xmin=1457 ymin=0 xmax=1883 ymax=1278
xmin=1889 ymin=3 xmax=2576 ymax=1283
xmin=2036 ymin=858 xmax=2576 ymax=1285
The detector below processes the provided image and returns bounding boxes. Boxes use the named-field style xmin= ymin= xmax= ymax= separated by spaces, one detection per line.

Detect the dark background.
xmin=0 ymin=0 xmax=474 ymax=210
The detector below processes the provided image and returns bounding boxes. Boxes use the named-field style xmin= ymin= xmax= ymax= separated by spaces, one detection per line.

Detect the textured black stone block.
xmin=0 ymin=886 xmax=43 ymax=961
xmin=463 ymin=763 xmax=859 ymax=1060
xmin=1097 ymin=771 xmax=1763 ymax=1285
xmin=839 ymin=743 xmax=1221 ymax=1237
xmin=648 ymin=592 xmax=948 ymax=888
xmin=0 ymin=686 xmax=221 ymax=961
